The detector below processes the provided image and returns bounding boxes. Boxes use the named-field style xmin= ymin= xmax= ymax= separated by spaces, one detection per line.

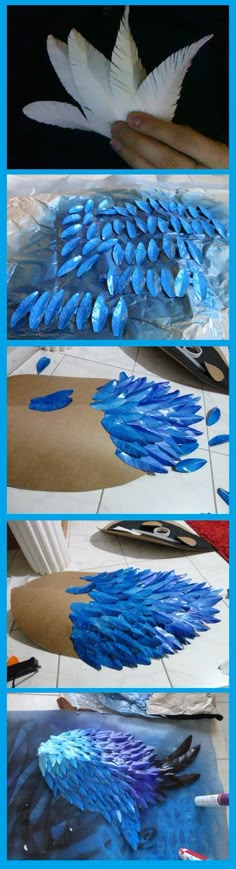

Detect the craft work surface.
xmin=7 ymin=520 xmax=229 ymax=688
xmin=7 ymin=706 xmax=228 ymax=859
xmin=8 ymin=184 xmax=228 ymax=340
xmin=7 ymin=346 xmax=229 ymax=515
xmin=7 ymin=5 xmax=228 ymax=169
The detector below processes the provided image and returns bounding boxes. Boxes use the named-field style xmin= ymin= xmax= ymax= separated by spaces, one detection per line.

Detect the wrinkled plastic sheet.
xmin=7 ymin=177 xmax=229 ymax=340
xmin=8 ymin=709 xmax=228 ymax=860
xmin=62 ymin=691 xmax=217 ymax=718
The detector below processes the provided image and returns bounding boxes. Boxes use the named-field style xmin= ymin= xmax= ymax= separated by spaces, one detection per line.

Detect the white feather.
xmin=68 ymin=28 xmax=116 ymax=123
xmin=47 ymin=36 xmax=80 ymax=103
xmin=132 ymin=34 xmax=213 ymax=120
xmin=110 ymin=5 xmax=146 ymax=110
xmin=23 ymin=101 xmax=90 ymax=129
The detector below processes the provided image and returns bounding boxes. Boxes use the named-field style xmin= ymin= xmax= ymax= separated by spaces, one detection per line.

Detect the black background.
xmin=7 ymin=4 xmax=229 ymax=169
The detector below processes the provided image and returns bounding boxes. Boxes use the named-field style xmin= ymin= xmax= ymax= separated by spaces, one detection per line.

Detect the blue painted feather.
xmin=217 ymin=488 xmax=229 ymax=506
xmin=206 ymin=407 xmax=221 ymax=426
xmin=61 ymin=236 xmax=82 ymax=257
xmin=91 ymin=372 xmax=204 ymax=474
xmin=174 ymin=458 xmax=207 ymax=473
xmin=131 ymin=266 xmax=145 ymax=294
xmin=29 ymin=389 xmax=73 ymax=412
xmin=91 ymin=294 xmax=109 ymax=332
xmin=174 ymin=268 xmax=189 ymax=297
xmin=36 ymin=356 xmax=51 ymax=374
xmin=76 ymin=292 xmax=92 ymax=330
xmin=162 ymin=236 xmax=175 ymax=259
xmin=208 ymin=434 xmax=229 ymax=446
xmin=57 ymin=254 xmax=82 ymax=277
xmin=101 ymin=222 xmax=113 ymax=240
xmin=186 ymin=241 xmax=203 ymax=265
xmin=135 ymin=242 xmax=146 ymax=265
xmin=161 ymin=268 xmax=174 ymax=298
xmin=146 ymin=269 xmax=161 ymax=297
xmin=192 ymin=271 xmax=207 ymax=301
xmin=125 ymin=242 xmax=135 ymax=264
xmin=44 ymin=290 xmax=65 ymax=326
xmin=148 ymin=239 xmax=159 ymax=262
xmin=76 ymin=254 xmax=99 ymax=277
xmin=29 ymin=291 xmax=51 ymax=329
xmin=10 ymin=291 xmax=39 ymax=328
xmin=38 ymin=727 xmax=201 ymax=850
xmin=61 ymin=223 xmax=82 ymax=239
xmin=57 ymin=293 xmax=80 ymax=329
xmin=111 ymin=298 xmax=128 ymax=337
xmin=82 ymin=238 xmax=100 ymax=256
xmin=113 ymin=243 xmax=124 ymax=266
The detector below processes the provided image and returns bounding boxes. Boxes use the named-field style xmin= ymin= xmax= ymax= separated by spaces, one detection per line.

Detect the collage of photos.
xmin=6 ymin=3 xmax=230 ymax=865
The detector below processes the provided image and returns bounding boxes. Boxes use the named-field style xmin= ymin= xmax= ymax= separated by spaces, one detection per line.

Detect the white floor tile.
xmin=7 ymin=693 xmax=59 ymax=711
xmin=210 ymin=452 xmax=229 ymax=514
xmin=52 ymin=354 xmax=123 ymax=381
xmin=67 ymin=521 xmax=126 ymax=569
xmin=10 ymin=350 xmax=64 ymax=377
xmin=99 ymin=449 xmax=215 ymax=514
xmin=7 ymin=487 xmax=102 ymax=515
xmin=57 ymin=655 xmax=170 ymax=689
xmin=65 ymin=346 xmax=138 ymax=371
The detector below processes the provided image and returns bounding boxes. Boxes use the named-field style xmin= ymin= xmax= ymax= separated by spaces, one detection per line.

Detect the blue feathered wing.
xmin=38 ymin=728 xmax=200 ymax=850
xmin=66 ymin=567 xmax=221 ymax=670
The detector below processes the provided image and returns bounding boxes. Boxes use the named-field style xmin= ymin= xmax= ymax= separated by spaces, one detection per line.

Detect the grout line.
xmin=56 ymin=656 xmax=60 ymax=689
xmin=96 ymin=490 xmax=104 ymax=514
xmin=161 ymin=659 xmax=173 ymax=687
xmin=202 ymin=390 xmax=218 ymax=513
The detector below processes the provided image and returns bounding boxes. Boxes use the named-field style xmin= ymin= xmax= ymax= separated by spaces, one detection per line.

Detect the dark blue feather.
xmin=148 ymin=238 xmax=159 ymax=262
xmin=135 ymin=242 xmax=146 ymax=265
xmin=91 ymin=294 xmax=109 ymax=332
xmin=162 ymin=235 xmax=175 ymax=259
xmin=76 ymin=254 xmax=99 ymax=276
xmin=186 ymin=241 xmax=203 ymax=265
xmin=29 ymin=389 xmax=73 ymax=412
xmin=176 ymin=236 xmax=188 ymax=258
xmin=135 ymin=216 xmax=147 ymax=233
xmin=10 ymin=291 xmax=39 ymax=328
xmin=36 ymin=356 xmax=50 ymax=374
xmin=192 ymin=271 xmax=207 ymax=301
xmin=57 ymin=293 xmax=80 ymax=329
xmin=131 ymin=266 xmax=145 ymax=294
xmin=44 ymin=290 xmax=64 ymax=326
xmin=57 ymin=254 xmax=82 ymax=277
xmin=206 ymin=407 xmax=221 ymax=426
xmin=126 ymin=220 xmax=136 ymax=239
xmin=61 ymin=236 xmax=81 ymax=257
xmin=82 ymin=238 xmax=100 ymax=256
xmin=217 ymin=487 xmax=229 ymax=505
xmin=157 ymin=217 xmax=169 ymax=233
xmin=113 ymin=242 xmax=124 ymax=266
xmin=208 ymin=434 xmax=229 ymax=446
xmin=76 ymin=292 xmax=92 ymax=330
xmin=135 ymin=200 xmax=151 ymax=213
xmin=61 ymin=223 xmax=82 ymax=239
xmin=146 ymin=269 xmax=161 ymax=297
xmin=124 ymin=242 xmax=135 ymax=264
xmin=212 ymin=219 xmax=228 ymax=240
xmin=113 ymin=218 xmax=125 ymax=235
xmin=161 ymin=268 xmax=174 ymax=298
xmin=147 ymin=215 xmax=156 ymax=234
xmin=174 ymin=268 xmax=189 ymax=297
xmin=87 ymin=221 xmax=98 ymax=240
xmin=174 ymin=458 xmax=207 ymax=473
xmin=111 ymin=298 xmax=128 ymax=337
xmin=29 ymin=291 xmax=51 ymax=329
xmin=101 ymin=222 xmax=113 ymax=240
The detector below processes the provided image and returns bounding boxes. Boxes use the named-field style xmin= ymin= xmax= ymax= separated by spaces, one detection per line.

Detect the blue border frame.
xmin=3 ymin=0 xmax=233 ymax=865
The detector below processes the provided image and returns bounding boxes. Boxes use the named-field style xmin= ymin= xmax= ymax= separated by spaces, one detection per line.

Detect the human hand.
xmin=110 ymin=113 xmax=229 ymax=169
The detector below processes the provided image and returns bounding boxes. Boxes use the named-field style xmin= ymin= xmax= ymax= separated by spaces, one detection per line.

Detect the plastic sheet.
xmin=8 ymin=180 xmax=228 ymax=340
xmin=8 ymin=710 xmax=228 ymax=860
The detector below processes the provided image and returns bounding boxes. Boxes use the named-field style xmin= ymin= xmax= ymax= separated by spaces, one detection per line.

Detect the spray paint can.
xmin=179 ymin=848 xmax=209 ymax=861
xmin=194 ymin=793 xmax=229 ymax=807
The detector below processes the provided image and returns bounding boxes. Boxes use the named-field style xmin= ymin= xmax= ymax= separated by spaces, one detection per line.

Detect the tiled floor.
xmin=7 ymin=346 xmax=229 ymax=515
xmin=7 ymin=520 xmax=229 ymax=689
xmin=6 ymin=691 xmax=229 ymax=794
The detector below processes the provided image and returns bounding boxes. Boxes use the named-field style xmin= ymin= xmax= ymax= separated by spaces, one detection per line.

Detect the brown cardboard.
xmin=11 ymin=570 xmax=97 ymax=658
xmin=8 ymin=375 xmax=143 ymax=491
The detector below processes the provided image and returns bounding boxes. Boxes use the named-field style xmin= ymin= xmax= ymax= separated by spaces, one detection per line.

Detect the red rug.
xmin=187 ymin=521 xmax=229 ymax=562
